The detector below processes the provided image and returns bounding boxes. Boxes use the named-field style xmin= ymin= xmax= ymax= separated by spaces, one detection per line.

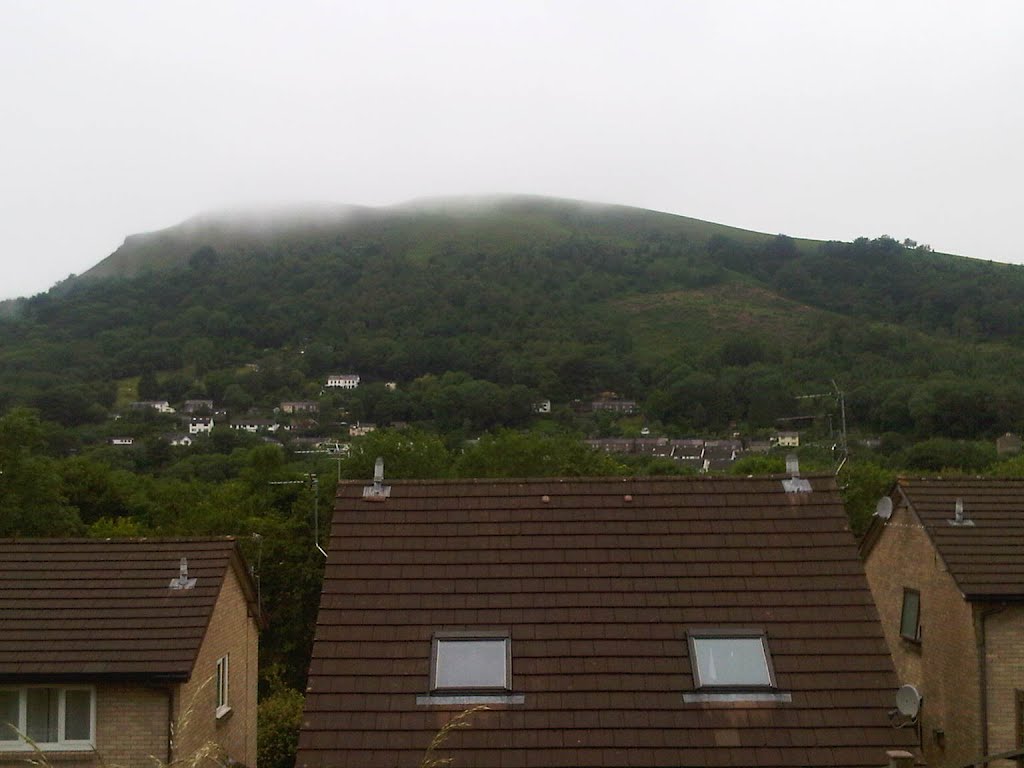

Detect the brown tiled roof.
xmin=894 ymin=477 xmax=1024 ymax=599
xmin=298 ymin=476 xmax=914 ymax=768
xmin=0 ymin=537 xmax=253 ymax=680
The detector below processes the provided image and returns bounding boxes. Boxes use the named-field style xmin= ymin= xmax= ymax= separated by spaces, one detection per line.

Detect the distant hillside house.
xmin=325 ymin=374 xmax=360 ymax=389
xmin=189 ymin=416 xmax=213 ymax=434
xmin=348 ymin=422 xmax=376 ymax=437
xmin=182 ymin=399 xmax=214 ymax=414
xmin=0 ymin=538 xmax=260 ymax=768
xmin=996 ymin=432 xmax=1022 ymax=455
xmin=591 ymin=398 xmax=638 ymax=415
xmin=775 ymin=431 xmax=800 ymax=448
xmin=109 ymin=436 xmax=134 ymax=446
xmin=230 ymin=418 xmax=278 ymax=433
xmin=165 ymin=433 xmax=193 ymax=447
xmin=533 ymin=399 xmax=552 ymax=414
xmin=281 ymin=401 xmax=320 ymax=415
xmin=130 ymin=400 xmax=175 ymax=414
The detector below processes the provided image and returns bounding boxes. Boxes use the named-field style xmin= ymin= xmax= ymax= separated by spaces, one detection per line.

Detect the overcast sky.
xmin=2 ymin=1 xmax=1022 ymax=299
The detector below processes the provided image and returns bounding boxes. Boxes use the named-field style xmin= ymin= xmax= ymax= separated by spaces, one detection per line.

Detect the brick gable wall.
xmin=173 ymin=567 xmax=258 ymax=768
xmin=864 ymin=500 xmax=982 ymax=768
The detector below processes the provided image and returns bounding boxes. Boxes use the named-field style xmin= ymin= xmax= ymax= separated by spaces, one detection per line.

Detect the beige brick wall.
xmin=173 ymin=566 xmax=259 ymax=768
xmin=981 ymin=605 xmax=1024 ymax=768
xmin=864 ymin=499 xmax=982 ymax=768
xmin=97 ymin=683 xmax=172 ymax=767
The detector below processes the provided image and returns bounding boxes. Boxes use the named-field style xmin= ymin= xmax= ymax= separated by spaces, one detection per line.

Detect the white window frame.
xmin=0 ymin=686 xmax=96 ymax=751
xmin=430 ymin=632 xmax=512 ymax=693
xmin=215 ymin=655 xmax=231 ymax=719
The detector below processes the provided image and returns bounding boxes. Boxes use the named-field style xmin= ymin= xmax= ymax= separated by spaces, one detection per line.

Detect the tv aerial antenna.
xmin=795 ymin=379 xmax=848 ymax=470
xmin=269 ymin=473 xmax=328 ymax=557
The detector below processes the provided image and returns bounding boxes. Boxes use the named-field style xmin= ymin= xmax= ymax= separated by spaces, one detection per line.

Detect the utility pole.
xmin=795 ymin=380 xmax=848 ymax=469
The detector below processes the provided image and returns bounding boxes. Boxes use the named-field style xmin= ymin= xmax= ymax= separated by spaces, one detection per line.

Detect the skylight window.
xmin=431 ymin=634 xmax=511 ymax=692
xmin=688 ymin=631 xmax=776 ymax=689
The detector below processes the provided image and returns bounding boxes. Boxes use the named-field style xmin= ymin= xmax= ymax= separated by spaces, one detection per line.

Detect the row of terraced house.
xmin=9 ymin=469 xmax=1024 ymax=767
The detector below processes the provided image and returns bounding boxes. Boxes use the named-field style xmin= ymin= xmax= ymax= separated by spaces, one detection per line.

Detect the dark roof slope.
xmin=896 ymin=477 xmax=1024 ymax=599
xmin=298 ymin=476 xmax=913 ymax=768
xmin=0 ymin=537 xmax=252 ymax=680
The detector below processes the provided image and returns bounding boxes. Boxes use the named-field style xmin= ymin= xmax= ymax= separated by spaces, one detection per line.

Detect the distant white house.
xmin=189 ymin=417 xmax=213 ymax=435
xmin=533 ymin=399 xmax=552 ymax=414
xmin=775 ymin=431 xmax=800 ymax=448
xmin=131 ymin=400 xmax=175 ymax=414
xmin=166 ymin=434 xmax=193 ymax=447
xmin=326 ymin=374 xmax=360 ymax=389
xmin=110 ymin=436 xmax=134 ymax=446
xmin=231 ymin=418 xmax=279 ymax=433
xmin=348 ymin=422 xmax=376 ymax=437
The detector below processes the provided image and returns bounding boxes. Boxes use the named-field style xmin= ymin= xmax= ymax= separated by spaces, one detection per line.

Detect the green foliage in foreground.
xmin=257 ymin=677 xmax=305 ymax=768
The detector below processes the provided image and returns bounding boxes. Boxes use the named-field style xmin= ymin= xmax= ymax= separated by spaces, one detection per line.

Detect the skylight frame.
xmin=430 ymin=631 xmax=512 ymax=693
xmin=687 ymin=629 xmax=778 ymax=691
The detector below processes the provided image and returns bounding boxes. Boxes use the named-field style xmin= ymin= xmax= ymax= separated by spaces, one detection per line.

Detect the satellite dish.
xmin=895 ymin=684 xmax=922 ymax=717
xmin=875 ymin=496 xmax=894 ymax=520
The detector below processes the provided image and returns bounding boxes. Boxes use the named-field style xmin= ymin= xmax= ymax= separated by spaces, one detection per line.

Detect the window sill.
xmin=416 ymin=693 xmax=525 ymax=706
xmin=683 ymin=691 xmax=792 ymax=703
xmin=0 ymin=745 xmax=97 ymax=756
xmin=901 ymin=636 xmax=922 ymax=652
xmin=215 ymin=704 xmax=233 ymax=720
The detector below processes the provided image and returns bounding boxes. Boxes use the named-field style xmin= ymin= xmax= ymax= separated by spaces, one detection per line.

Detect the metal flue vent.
xmin=948 ymin=497 xmax=975 ymax=527
xmin=781 ymin=454 xmax=812 ymax=493
xmin=169 ymin=557 xmax=197 ymax=590
xmin=362 ymin=456 xmax=391 ymax=501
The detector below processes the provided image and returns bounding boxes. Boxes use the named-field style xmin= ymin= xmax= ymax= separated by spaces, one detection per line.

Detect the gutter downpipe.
xmin=977 ymin=604 xmax=1006 ymax=762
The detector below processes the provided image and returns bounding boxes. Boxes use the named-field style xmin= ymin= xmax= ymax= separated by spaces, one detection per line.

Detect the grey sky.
xmin=2 ymin=0 xmax=1022 ymax=300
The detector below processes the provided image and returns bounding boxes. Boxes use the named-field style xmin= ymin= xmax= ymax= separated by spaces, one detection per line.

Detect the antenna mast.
xmin=794 ymin=379 xmax=848 ymax=468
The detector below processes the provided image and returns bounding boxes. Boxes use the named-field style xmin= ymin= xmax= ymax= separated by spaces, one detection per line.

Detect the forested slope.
xmin=4 ymin=196 xmax=1024 ymax=438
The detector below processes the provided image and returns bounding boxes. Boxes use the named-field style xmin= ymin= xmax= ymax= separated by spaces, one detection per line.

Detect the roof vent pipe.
xmin=362 ymin=456 xmax=391 ymax=501
xmin=786 ymin=455 xmax=800 ymax=477
xmin=781 ymin=454 xmax=812 ymax=493
xmin=948 ymin=497 xmax=975 ymax=527
xmin=169 ymin=557 xmax=198 ymax=590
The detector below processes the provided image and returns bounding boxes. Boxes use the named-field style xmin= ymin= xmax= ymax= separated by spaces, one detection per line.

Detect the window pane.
xmin=216 ymin=657 xmax=228 ymax=709
xmin=693 ymin=637 xmax=771 ymax=687
xmin=901 ymin=591 xmax=920 ymax=639
xmin=64 ymin=690 xmax=91 ymax=741
xmin=0 ymin=690 xmax=19 ymax=741
xmin=26 ymin=689 xmax=58 ymax=743
xmin=435 ymin=639 xmax=507 ymax=689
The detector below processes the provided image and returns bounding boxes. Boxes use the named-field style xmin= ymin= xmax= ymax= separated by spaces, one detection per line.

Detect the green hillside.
xmin=5 ymin=195 xmax=1024 ymax=439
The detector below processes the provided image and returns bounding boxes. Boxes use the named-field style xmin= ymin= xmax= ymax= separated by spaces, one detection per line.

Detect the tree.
xmin=0 ymin=409 xmax=83 ymax=536
xmin=455 ymin=430 xmax=627 ymax=477
xmin=340 ymin=429 xmax=452 ymax=480
xmin=838 ymin=461 xmax=896 ymax=536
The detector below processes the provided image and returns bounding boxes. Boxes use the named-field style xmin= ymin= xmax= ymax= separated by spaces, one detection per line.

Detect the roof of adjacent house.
xmin=298 ymin=475 xmax=914 ymax=768
xmin=0 ymin=537 xmax=259 ymax=681
xmin=866 ymin=477 xmax=1024 ymax=600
